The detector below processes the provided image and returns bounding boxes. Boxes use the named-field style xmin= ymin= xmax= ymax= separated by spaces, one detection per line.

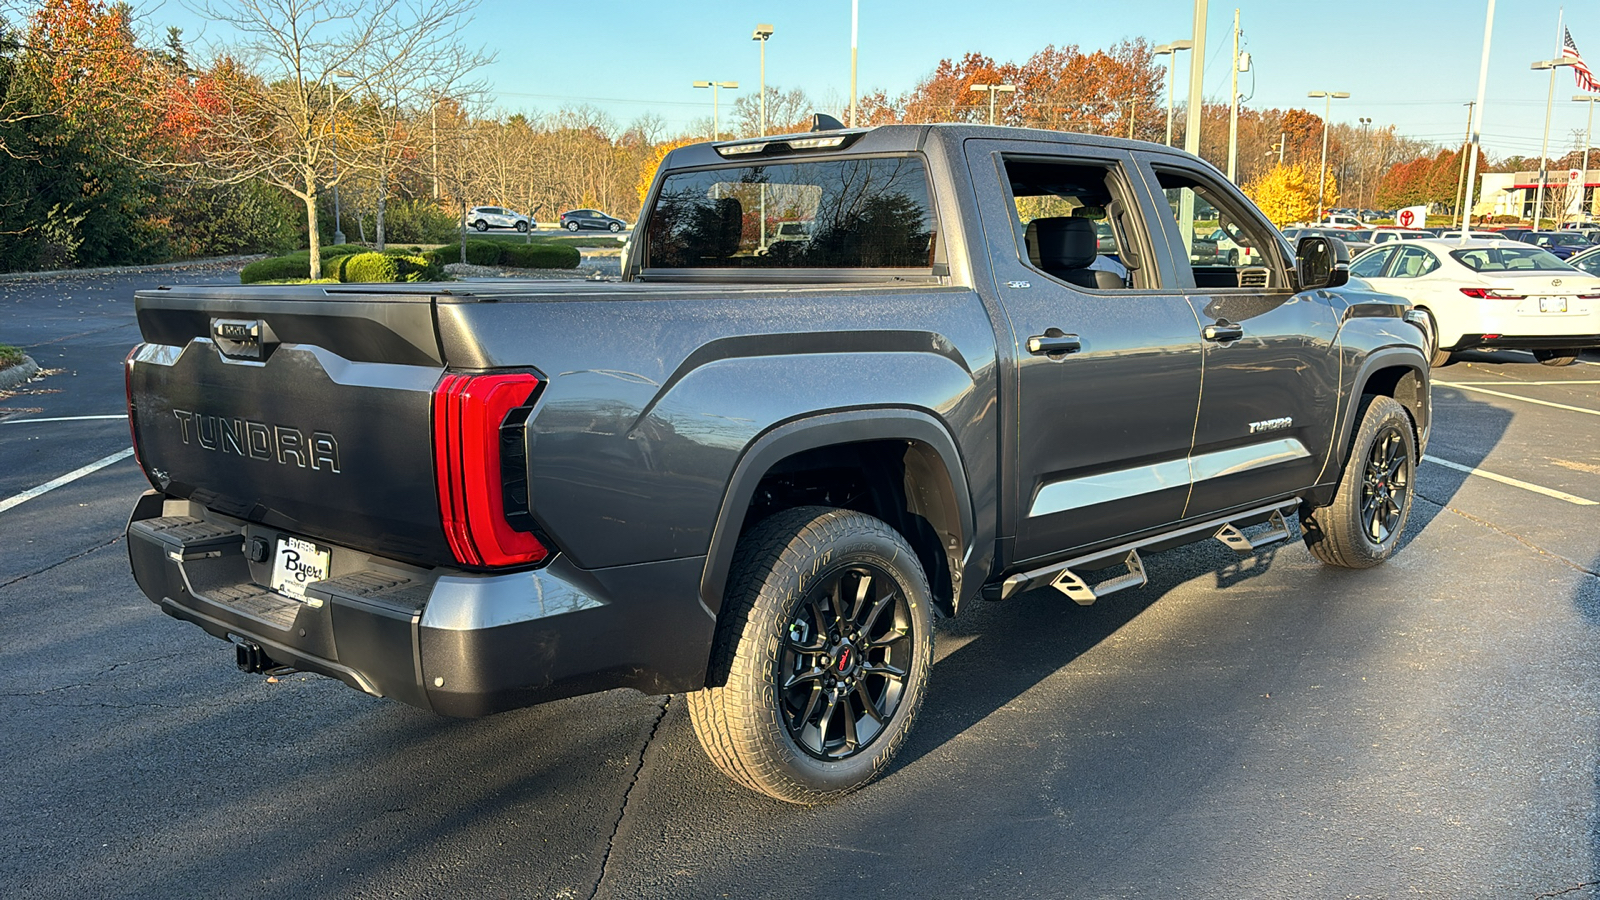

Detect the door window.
xmin=1151 ymin=166 xmax=1284 ymax=290
xmin=999 ymin=156 xmax=1151 ymax=290
xmin=1389 ymin=246 xmax=1439 ymax=278
xmin=1349 ymin=247 xmax=1395 ymax=278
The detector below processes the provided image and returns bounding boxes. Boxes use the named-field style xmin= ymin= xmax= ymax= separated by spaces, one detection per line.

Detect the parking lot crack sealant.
xmin=1415 ymin=493 xmax=1600 ymax=580
xmin=588 ymin=693 xmax=670 ymax=900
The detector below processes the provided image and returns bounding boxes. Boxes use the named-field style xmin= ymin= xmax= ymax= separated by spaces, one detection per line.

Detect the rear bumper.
xmin=1451 ymin=332 xmax=1600 ymax=352
xmin=127 ymin=491 xmax=715 ymax=717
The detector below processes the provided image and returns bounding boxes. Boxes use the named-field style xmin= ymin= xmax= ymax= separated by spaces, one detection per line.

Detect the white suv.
xmin=468 ymin=206 xmax=532 ymax=233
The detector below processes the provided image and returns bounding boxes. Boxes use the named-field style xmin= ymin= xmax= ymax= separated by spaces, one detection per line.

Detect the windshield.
xmin=1345 ymin=229 xmax=1373 ymax=241
xmin=1450 ymin=245 xmax=1571 ymax=272
xmin=646 ymin=156 xmax=937 ymax=269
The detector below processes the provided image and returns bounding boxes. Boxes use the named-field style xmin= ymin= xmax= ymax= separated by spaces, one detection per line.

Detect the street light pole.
xmin=968 ymin=83 xmax=1016 ymax=126
xmin=328 ymin=69 xmax=355 ymax=246
xmin=692 ymin=80 xmax=739 ymax=140
xmin=1575 ymin=94 xmax=1599 ymax=222
xmin=849 ymin=0 xmax=858 ymax=127
xmin=1308 ymin=89 xmax=1350 ymax=222
xmin=753 ymin=24 xmax=773 ymax=136
xmin=1358 ymin=117 xmax=1371 ymax=209
xmin=1531 ymin=57 xmax=1576 ymax=230
xmin=1153 ymin=40 xmax=1193 ymax=148
xmin=1459 ymin=0 xmax=1495 ymax=235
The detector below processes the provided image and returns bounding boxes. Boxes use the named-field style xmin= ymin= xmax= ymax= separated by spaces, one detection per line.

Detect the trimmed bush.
xmin=500 ymin=242 xmax=581 ymax=269
xmin=341 ymin=252 xmax=401 ymax=283
xmin=383 ymin=200 xmax=459 ymax=244
xmin=242 ymin=253 xmax=315 ymax=284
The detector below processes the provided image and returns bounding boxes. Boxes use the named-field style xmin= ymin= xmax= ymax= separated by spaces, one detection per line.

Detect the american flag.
xmin=1564 ymin=28 xmax=1600 ymax=92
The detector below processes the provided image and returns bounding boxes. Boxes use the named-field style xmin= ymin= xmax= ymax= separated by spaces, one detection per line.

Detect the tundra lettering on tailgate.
xmin=170 ymin=409 xmax=340 ymax=473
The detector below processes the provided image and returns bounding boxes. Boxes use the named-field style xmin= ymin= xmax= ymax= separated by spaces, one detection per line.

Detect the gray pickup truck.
xmin=125 ymin=123 xmax=1431 ymax=803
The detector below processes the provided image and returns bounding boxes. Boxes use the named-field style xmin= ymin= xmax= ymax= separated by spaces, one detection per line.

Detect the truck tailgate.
xmin=129 ymin=286 xmax=451 ymax=564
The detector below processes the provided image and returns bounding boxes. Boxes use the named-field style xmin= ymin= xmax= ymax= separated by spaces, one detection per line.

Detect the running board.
xmin=1049 ymin=550 xmax=1146 ymax=606
xmin=1213 ymin=508 xmax=1291 ymax=555
xmin=998 ymin=499 xmax=1299 ymax=601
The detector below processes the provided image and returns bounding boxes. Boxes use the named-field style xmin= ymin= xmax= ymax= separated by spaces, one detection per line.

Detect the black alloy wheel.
xmin=1358 ymin=423 xmax=1410 ymax=544
xmin=778 ymin=562 xmax=914 ymax=761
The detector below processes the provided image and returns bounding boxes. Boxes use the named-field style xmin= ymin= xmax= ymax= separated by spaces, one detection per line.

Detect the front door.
xmin=967 ymin=140 xmax=1205 ymax=566
xmin=1138 ymin=158 xmax=1341 ymax=519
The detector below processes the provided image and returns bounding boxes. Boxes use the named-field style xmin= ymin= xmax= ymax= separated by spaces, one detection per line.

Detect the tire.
xmin=1302 ymin=395 xmax=1417 ymax=569
xmin=1417 ymin=309 xmax=1453 ymax=368
xmin=515 ymin=221 xmax=529 ymax=233
xmin=609 ymin=221 xmax=622 ymax=233
xmin=472 ymin=220 xmax=488 ymax=232
xmin=1225 ymin=249 xmax=1239 ymax=266
xmin=687 ymin=506 xmax=935 ymax=804
xmin=1534 ymin=348 xmax=1580 ymax=367
xmin=566 ymin=221 xmax=580 ymax=232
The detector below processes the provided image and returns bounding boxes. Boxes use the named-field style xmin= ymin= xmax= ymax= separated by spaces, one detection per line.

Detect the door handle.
xmin=1027 ymin=333 xmax=1082 ymax=355
xmin=1203 ymin=321 xmax=1244 ymax=342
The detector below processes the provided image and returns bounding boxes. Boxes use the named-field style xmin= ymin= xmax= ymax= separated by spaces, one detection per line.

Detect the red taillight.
xmin=433 ymin=372 xmax=549 ymax=568
xmin=1460 ymin=288 xmax=1524 ymax=299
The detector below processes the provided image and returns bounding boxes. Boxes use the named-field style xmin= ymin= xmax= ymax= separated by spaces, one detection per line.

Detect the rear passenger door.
xmin=1137 ymin=157 xmax=1342 ymax=520
xmin=966 ymin=138 xmax=1204 ymax=565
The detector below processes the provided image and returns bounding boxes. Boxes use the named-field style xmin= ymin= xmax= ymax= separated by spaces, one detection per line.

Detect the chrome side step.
xmin=1213 ymin=508 xmax=1291 ymax=555
xmin=999 ymin=499 xmax=1299 ymax=601
xmin=1049 ymin=550 xmax=1146 ymax=606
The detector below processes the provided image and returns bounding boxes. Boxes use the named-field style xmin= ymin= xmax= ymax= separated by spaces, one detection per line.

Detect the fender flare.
xmin=698 ymin=408 xmax=976 ymax=617
xmin=1329 ymin=345 xmax=1431 ymax=478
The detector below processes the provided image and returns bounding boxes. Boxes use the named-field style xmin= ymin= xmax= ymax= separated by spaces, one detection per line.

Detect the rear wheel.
xmin=687 ymin=506 xmax=934 ymax=804
xmin=566 ymin=220 xmax=580 ymax=232
xmin=1534 ymin=348 xmax=1580 ymax=367
xmin=472 ymin=220 xmax=488 ymax=232
xmin=1302 ymin=395 xmax=1416 ymax=569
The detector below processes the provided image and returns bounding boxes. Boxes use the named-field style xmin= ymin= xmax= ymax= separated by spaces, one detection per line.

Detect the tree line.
xmin=0 ymin=0 xmax=1572 ymax=273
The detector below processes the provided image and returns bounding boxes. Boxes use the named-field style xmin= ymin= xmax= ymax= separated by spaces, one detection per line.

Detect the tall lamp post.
xmin=329 ymin=69 xmax=355 ymax=246
xmin=1308 ymin=89 xmax=1350 ymax=223
xmin=1358 ymin=117 xmax=1371 ymax=210
xmin=1153 ymin=40 xmax=1194 ymax=147
xmin=752 ymin=24 xmax=774 ymax=136
xmin=1574 ymin=94 xmax=1600 ymax=223
xmin=692 ymin=80 xmax=739 ymax=140
xmin=969 ymin=83 xmax=1016 ymax=126
xmin=1530 ymin=57 xmax=1576 ymax=230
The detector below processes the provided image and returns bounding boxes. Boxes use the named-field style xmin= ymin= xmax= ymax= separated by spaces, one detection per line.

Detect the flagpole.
xmin=1459 ymin=0 xmax=1495 ymax=236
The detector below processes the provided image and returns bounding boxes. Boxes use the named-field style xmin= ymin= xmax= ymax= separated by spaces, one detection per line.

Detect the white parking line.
xmin=0 ymin=447 xmax=135 ymax=514
xmin=0 ymin=414 xmax=128 ymax=424
xmin=1421 ymin=454 xmax=1598 ymax=506
xmin=1432 ymin=381 xmax=1600 ymax=417
xmin=1439 ymin=379 xmax=1600 ymax=386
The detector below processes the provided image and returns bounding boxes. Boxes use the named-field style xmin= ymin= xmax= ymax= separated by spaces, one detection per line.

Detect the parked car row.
xmin=465 ymin=206 xmax=632 ymax=233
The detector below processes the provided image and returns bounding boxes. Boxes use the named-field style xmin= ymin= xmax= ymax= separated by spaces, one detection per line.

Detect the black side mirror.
xmin=1296 ymin=235 xmax=1350 ymax=290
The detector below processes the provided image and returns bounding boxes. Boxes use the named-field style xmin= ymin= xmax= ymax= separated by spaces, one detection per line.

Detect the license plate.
xmin=270 ymin=536 xmax=330 ymax=601
xmin=1539 ymin=297 xmax=1568 ymax=313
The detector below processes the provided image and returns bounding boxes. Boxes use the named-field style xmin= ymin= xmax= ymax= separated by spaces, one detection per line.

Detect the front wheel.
xmin=515 ymin=221 xmax=529 ymax=233
xmin=687 ymin=507 xmax=935 ymax=804
xmin=1302 ymin=395 xmax=1417 ymax=568
xmin=1534 ymin=348 xmax=1580 ymax=367
xmin=566 ymin=221 xmax=580 ymax=232
xmin=609 ymin=221 xmax=622 ymax=232
xmin=472 ymin=220 xmax=488 ymax=232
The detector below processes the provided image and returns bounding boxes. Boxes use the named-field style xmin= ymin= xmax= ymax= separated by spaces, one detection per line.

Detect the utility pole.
xmin=849 ymin=0 xmax=859 ymax=127
xmin=1227 ymin=8 xmax=1241 ymax=182
xmin=1180 ymin=0 xmax=1207 ymax=245
xmin=1128 ymin=96 xmax=1137 ymax=138
xmin=1278 ymin=131 xmax=1286 ymax=165
xmin=1453 ymin=101 xmax=1475 ymax=218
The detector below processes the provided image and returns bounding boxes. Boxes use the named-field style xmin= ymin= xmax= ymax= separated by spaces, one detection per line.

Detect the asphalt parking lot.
xmin=2 ymin=266 xmax=1599 ymax=899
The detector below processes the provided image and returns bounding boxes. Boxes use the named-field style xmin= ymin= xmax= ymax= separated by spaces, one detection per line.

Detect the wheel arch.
xmin=699 ymin=409 xmax=975 ymax=623
xmin=1339 ymin=348 xmax=1431 ymax=469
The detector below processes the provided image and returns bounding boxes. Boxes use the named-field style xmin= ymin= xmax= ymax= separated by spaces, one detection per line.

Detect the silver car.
xmin=468 ymin=206 xmax=532 ymax=233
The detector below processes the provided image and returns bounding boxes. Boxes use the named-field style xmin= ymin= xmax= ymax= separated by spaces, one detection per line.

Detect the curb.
xmin=0 ymin=355 xmax=41 ymax=392
xmin=0 ymin=254 xmax=264 ymax=283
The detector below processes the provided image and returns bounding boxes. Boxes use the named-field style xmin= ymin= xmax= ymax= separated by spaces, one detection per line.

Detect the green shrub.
xmin=341 ymin=252 xmax=401 ymax=283
xmin=426 ymin=239 xmax=503 ymax=267
xmin=500 ymin=243 xmax=581 ymax=269
xmin=242 ymin=253 xmax=315 ymax=283
xmin=0 ymin=344 xmax=24 ymax=369
xmin=382 ymin=200 xmax=459 ymax=244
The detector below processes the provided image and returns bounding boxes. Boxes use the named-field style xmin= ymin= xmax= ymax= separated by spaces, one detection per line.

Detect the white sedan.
xmin=1348 ymin=238 xmax=1600 ymax=367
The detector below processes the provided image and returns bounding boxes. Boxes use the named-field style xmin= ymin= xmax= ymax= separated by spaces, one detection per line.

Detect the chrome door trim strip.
xmin=1028 ymin=438 xmax=1310 ymax=518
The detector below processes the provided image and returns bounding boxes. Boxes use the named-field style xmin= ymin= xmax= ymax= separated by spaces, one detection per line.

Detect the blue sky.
xmin=139 ymin=0 xmax=1600 ymax=160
